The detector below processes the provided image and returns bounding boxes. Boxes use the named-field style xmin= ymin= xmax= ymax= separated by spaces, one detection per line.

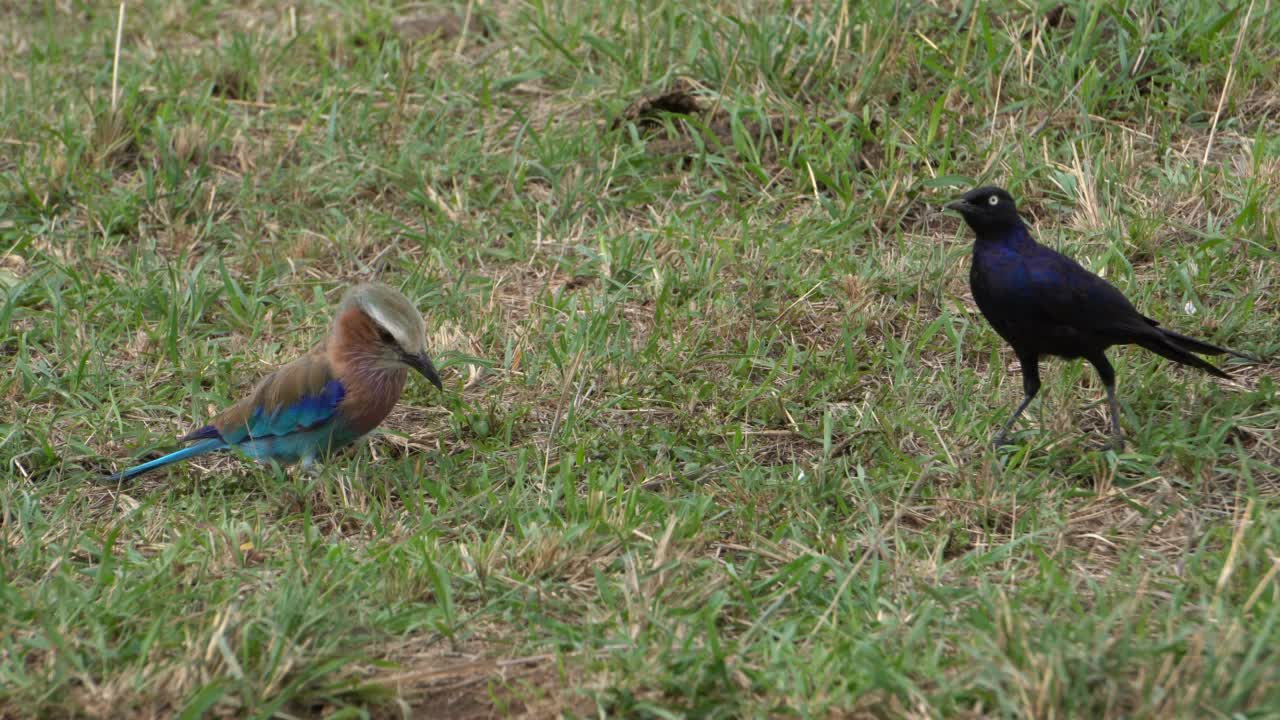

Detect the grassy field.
xmin=3 ymin=0 xmax=1279 ymax=717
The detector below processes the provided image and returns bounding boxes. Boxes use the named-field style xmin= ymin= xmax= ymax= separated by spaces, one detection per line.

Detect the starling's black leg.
xmin=1086 ymin=352 xmax=1124 ymax=450
xmin=995 ymin=352 xmax=1040 ymax=447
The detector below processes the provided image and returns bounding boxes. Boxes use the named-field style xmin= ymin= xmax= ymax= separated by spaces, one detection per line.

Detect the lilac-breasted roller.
xmin=106 ymin=283 xmax=444 ymax=482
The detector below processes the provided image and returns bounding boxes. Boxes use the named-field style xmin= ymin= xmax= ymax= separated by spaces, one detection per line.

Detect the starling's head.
xmin=944 ymin=186 xmax=1022 ymax=234
xmin=339 ymin=283 xmax=443 ymax=390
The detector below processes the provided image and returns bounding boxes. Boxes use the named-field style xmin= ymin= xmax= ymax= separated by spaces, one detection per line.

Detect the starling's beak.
xmin=404 ymin=351 xmax=444 ymax=391
xmin=944 ymin=199 xmax=969 ymax=213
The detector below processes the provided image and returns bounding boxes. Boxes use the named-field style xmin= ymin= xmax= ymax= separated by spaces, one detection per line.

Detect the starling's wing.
xmin=1022 ymin=247 xmax=1233 ymax=377
xmin=1020 ymin=246 xmax=1150 ymax=337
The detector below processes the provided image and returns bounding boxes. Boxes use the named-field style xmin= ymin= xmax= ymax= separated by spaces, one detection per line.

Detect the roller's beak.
xmin=405 ymin=351 xmax=444 ymax=391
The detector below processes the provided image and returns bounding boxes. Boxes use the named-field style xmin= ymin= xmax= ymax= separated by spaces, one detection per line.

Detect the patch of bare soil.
xmin=609 ymin=80 xmax=788 ymax=168
xmin=357 ymin=650 xmax=592 ymax=720
xmin=611 ymin=80 xmax=882 ymax=183
xmin=393 ymin=11 xmax=488 ymax=45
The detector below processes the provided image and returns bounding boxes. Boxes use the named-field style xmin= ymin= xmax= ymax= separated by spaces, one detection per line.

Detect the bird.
xmin=945 ymin=185 xmax=1252 ymax=449
xmin=105 ymin=283 xmax=445 ymax=482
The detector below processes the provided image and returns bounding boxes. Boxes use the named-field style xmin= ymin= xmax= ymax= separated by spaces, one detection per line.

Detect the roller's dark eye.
xmin=377 ymin=327 xmax=395 ymax=344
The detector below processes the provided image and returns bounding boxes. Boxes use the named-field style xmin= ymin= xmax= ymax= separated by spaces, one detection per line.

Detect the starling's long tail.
xmin=1162 ymin=327 xmax=1256 ymax=359
xmin=1135 ymin=329 xmax=1241 ymax=379
xmin=102 ymin=439 xmax=226 ymax=484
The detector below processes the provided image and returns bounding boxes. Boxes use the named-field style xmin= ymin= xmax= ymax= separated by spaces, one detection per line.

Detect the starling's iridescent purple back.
xmin=969 ymin=219 xmax=1146 ymax=360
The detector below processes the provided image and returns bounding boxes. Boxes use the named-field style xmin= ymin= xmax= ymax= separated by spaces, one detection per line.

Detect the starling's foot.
xmin=1087 ymin=434 xmax=1125 ymax=452
xmin=992 ymin=432 xmax=1019 ymax=449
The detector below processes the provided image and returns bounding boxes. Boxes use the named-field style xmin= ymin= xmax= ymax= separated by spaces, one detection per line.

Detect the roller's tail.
xmin=102 ymin=439 xmax=226 ymax=484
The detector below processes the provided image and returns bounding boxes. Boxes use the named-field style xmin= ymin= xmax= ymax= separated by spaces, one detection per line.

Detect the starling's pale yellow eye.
xmin=988 ymin=195 xmax=1000 ymax=206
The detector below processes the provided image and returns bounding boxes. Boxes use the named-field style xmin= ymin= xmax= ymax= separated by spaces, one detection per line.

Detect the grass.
xmin=2 ymin=0 xmax=1279 ymax=716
